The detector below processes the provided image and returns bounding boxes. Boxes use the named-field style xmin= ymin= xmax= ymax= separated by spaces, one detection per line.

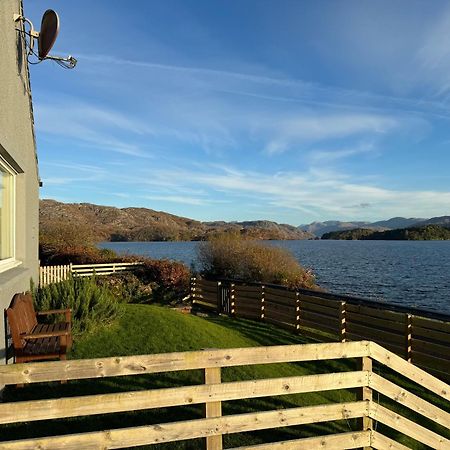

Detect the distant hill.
xmin=322 ymin=224 xmax=450 ymax=240
xmin=40 ymin=199 xmax=314 ymax=242
xmin=299 ymin=217 xmax=425 ymax=237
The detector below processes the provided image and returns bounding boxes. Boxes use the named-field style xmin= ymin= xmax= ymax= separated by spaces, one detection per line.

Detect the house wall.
xmin=0 ymin=0 xmax=40 ymax=362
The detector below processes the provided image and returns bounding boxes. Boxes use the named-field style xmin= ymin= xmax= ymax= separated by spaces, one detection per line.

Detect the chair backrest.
xmin=6 ymin=293 xmax=37 ymax=351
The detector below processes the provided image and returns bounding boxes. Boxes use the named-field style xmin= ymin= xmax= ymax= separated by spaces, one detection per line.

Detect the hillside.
xmin=40 ymin=199 xmax=313 ymax=242
xmin=322 ymin=224 xmax=450 ymax=240
xmin=299 ymin=217 xmax=425 ymax=237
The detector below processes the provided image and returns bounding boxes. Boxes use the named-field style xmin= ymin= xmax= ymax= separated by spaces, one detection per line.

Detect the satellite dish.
xmin=38 ymin=10 xmax=59 ymax=59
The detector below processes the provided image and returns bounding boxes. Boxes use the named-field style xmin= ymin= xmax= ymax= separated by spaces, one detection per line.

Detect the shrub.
xmin=32 ymin=276 xmax=124 ymax=335
xmin=97 ymin=272 xmax=155 ymax=304
xmin=39 ymin=221 xmax=119 ymax=265
xmin=198 ymin=232 xmax=316 ymax=289
xmin=134 ymin=258 xmax=191 ymax=303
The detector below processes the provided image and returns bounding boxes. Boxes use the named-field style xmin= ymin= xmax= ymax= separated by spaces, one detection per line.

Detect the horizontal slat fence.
xmin=192 ymin=277 xmax=450 ymax=381
xmin=39 ymin=262 xmax=142 ymax=286
xmin=0 ymin=341 xmax=449 ymax=449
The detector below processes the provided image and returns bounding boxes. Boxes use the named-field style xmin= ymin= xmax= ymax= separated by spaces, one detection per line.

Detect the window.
xmin=0 ymin=159 xmax=16 ymax=269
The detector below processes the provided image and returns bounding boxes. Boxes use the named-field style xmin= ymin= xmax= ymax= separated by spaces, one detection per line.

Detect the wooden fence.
xmin=0 ymin=341 xmax=448 ymax=449
xmin=39 ymin=262 xmax=142 ymax=286
xmin=191 ymin=277 xmax=450 ymax=381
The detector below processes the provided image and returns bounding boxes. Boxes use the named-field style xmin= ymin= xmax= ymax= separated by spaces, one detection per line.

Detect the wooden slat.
xmin=298 ymin=326 xmax=338 ymax=343
xmin=346 ymin=322 xmax=404 ymax=346
xmin=369 ymin=342 xmax=450 ymax=401
xmin=71 ymin=263 xmax=140 ymax=268
xmin=370 ymin=431 xmax=412 ymax=450
xmin=301 ymin=318 xmax=339 ymax=336
xmin=369 ymin=403 xmax=449 ymax=449
xmin=347 ymin=333 xmax=404 ymax=355
xmin=197 ymin=287 xmax=218 ymax=296
xmin=264 ymin=286 xmax=296 ymax=298
xmin=194 ymin=294 xmax=218 ymax=304
xmin=411 ymin=351 xmax=450 ymax=374
xmin=264 ymin=309 xmax=295 ymax=324
xmin=234 ymin=284 xmax=262 ymax=293
xmin=300 ymin=310 xmax=340 ymax=328
xmin=412 ymin=325 xmax=450 ymax=345
xmin=234 ymin=300 xmax=261 ymax=313
xmin=412 ymin=316 xmax=450 ymax=334
xmin=0 ymin=402 xmax=369 ymax=450
xmin=234 ymin=286 xmax=262 ymax=300
xmin=229 ymin=430 xmax=371 ymax=449
xmin=300 ymin=301 xmax=339 ymax=318
xmin=299 ymin=295 xmax=340 ymax=310
xmin=347 ymin=311 xmax=405 ymax=334
xmin=411 ymin=339 xmax=450 ymax=360
xmin=0 ymin=342 xmax=371 ymax=385
xmin=234 ymin=296 xmax=261 ymax=307
xmin=264 ymin=300 xmax=296 ymax=314
xmin=0 ymin=371 xmax=368 ymax=425
xmin=265 ymin=317 xmax=296 ymax=331
xmin=264 ymin=292 xmax=297 ymax=307
xmin=197 ymin=279 xmax=219 ymax=288
xmin=346 ymin=304 xmax=404 ymax=322
xmin=370 ymin=373 xmax=450 ymax=429
xmin=193 ymin=300 xmax=217 ymax=310
xmin=235 ymin=311 xmax=262 ymax=320
xmin=264 ymin=304 xmax=297 ymax=318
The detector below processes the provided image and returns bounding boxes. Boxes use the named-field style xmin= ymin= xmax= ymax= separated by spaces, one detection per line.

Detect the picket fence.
xmin=39 ymin=262 xmax=142 ymax=286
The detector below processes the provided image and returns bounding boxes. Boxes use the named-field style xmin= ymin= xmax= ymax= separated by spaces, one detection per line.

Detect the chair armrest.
xmin=21 ymin=329 xmax=70 ymax=339
xmin=37 ymin=308 xmax=72 ymax=323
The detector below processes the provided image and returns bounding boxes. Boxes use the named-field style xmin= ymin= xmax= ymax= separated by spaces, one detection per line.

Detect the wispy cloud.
xmin=34 ymin=100 xmax=153 ymax=157
xmin=126 ymin=164 xmax=450 ymax=221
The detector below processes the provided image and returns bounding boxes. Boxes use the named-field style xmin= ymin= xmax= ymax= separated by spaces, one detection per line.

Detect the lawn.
xmin=2 ymin=304 xmax=447 ymax=449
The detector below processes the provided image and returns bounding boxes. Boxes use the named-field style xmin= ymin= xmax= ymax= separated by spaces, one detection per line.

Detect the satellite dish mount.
xmin=14 ymin=9 xmax=77 ymax=69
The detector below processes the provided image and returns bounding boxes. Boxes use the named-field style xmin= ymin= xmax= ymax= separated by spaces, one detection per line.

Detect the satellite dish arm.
xmin=13 ymin=14 xmax=39 ymax=55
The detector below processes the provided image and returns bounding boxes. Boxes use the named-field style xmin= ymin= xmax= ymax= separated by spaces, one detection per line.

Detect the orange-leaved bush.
xmin=198 ymin=232 xmax=316 ymax=289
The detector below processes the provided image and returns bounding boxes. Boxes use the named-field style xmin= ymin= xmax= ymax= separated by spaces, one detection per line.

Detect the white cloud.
xmin=34 ymin=101 xmax=153 ymax=157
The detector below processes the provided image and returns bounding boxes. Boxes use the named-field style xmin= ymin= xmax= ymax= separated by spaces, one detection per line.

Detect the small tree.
xmin=198 ymin=232 xmax=316 ymax=289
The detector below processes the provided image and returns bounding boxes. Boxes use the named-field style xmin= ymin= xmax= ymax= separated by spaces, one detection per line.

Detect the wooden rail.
xmin=0 ymin=341 xmax=448 ymax=449
xmin=39 ymin=262 xmax=142 ymax=286
xmin=192 ymin=277 xmax=450 ymax=381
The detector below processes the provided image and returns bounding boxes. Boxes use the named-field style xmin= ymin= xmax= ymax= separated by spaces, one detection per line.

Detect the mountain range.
xmin=298 ymin=217 xmax=450 ymax=237
xmin=39 ymin=199 xmax=313 ymax=242
xmin=40 ymin=199 xmax=449 ymax=241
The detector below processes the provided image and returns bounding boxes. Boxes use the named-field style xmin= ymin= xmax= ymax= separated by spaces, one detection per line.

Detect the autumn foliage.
xmin=198 ymin=232 xmax=316 ymax=289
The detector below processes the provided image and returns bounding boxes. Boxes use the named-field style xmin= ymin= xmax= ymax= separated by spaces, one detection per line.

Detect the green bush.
xmin=133 ymin=258 xmax=191 ymax=303
xmin=32 ymin=276 xmax=124 ymax=335
xmin=97 ymin=272 xmax=155 ymax=304
xmin=198 ymin=232 xmax=316 ymax=289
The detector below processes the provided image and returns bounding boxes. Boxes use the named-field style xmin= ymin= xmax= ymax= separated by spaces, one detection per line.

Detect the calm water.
xmin=99 ymin=240 xmax=450 ymax=314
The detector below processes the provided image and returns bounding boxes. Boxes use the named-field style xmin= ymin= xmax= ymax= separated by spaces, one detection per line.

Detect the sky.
xmin=25 ymin=0 xmax=450 ymax=225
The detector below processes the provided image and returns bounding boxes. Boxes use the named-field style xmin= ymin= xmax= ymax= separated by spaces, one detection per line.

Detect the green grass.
xmin=2 ymin=304 xmax=448 ymax=449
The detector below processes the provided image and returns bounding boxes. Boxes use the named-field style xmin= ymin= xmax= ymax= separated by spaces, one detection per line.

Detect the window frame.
xmin=0 ymin=156 xmax=20 ymax=273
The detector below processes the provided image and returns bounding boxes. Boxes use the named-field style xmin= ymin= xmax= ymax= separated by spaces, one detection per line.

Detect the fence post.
xmin=230 ymin=283 xmax=235 ymax=316
xmin=361 ymin=355 xmax=373 ymax=448
xmin=204 ymin=365 xmax=223 ymax=450
xmin=339 ymin=301 xmax=347 ymax=342
xmin=405 ymin=314 xmax=412 ymax=362
xmin=217 ymin=281 xmax=222 ymax=313
xmin=190 ymin=277 xmax=196 ymax=305
xmin=295 ymin=292 xmax=300 ymax=331
xmin=261 ymin=285 xmax=265 ymax=320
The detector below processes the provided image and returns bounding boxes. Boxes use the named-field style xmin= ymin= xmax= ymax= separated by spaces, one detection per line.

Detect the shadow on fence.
xmin=191 ymin=277 xmax=450 ymax=382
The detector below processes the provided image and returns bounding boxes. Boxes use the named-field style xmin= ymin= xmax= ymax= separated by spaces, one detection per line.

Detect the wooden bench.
xmin=6 ymin=293 xmax=72 ymax=363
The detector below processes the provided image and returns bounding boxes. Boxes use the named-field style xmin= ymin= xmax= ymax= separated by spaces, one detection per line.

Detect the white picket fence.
xmin=39 ymin=262 xmax=142 ymax=287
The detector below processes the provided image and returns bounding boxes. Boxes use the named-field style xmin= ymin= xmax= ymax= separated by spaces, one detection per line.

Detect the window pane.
xmin=0 ymin=166 xmax=13 ymax=260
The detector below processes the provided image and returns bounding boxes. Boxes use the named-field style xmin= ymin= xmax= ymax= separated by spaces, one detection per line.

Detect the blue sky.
xmin=26 ymin=0 xmax=450 ymax=224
